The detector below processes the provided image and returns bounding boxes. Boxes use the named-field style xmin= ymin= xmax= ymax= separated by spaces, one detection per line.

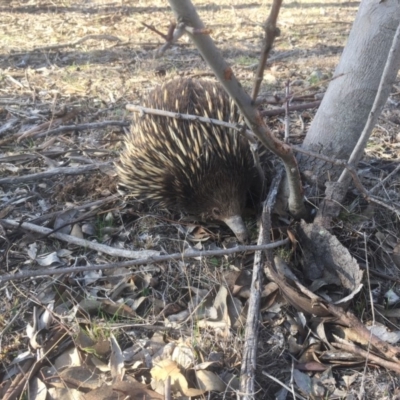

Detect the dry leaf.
xmin=194 ymin=370 xmax=226 ymax=391
xmin=109 ymin=333 xmax=125 ymax=382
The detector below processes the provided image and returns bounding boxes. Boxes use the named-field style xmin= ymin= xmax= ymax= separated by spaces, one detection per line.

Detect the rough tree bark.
xmin=299 ymin=0 xmax=400 ymax=184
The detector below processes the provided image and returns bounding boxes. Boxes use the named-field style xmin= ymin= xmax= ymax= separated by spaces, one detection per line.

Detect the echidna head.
xmin=179 ymin=168 xmax=251 ymax=242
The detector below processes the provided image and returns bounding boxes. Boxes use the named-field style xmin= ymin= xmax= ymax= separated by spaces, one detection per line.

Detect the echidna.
xmin=117 ymin=78 xmax=266 ymax=242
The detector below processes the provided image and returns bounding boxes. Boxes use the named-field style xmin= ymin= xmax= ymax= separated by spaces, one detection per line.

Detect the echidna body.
xmin=118 ymin=78 xmax=264 ymax=242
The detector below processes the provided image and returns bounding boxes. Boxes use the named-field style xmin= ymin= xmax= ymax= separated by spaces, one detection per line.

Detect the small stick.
xmin=332 ymin=342 xmax=400 ymax=374
xmin=262 ymin=371 xmax=306 ymax=400
xmin=259 ymin=100 xmax=321 ymax=117
xmin=0 ymin=120 xmax=129 ymax=146
xmin=0 ymin=162 xmax=112 ymax=185
xmin=284 ymin=80 xmax=291 ymax=143
xmin=126 ymin=104 xmax=257 ymax=143
xmin=0 ymin=218 xmax=160 ymax=261
xmin=0 ymin=239 xmax=289 ymax=283
xmin=30 ymin=34 xmax=122 ymax=52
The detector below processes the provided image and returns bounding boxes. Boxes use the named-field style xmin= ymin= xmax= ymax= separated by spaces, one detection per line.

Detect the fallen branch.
xmin=16 ymin=110 xmax=81 ymax=142
xmin=244 ymin=49 xmax=302 ymax=70
xmin=126 ymin=104 xmax=257 ymax=143
xmin=0 ymin=118 xmax=20 ymax=137
xmin=31 ymin=34 xmax=122 ymax=51
xmin=369 ymin=164 xmax=400 ymax=195
xmin=28 ymin=195 xmax=118 ymax=225
xmin=260 ymin=100 xmax=321 ymax=117
xmin=0 ymin=218 xmax=160 ymax=262
xmin=0 ymin=162 xmax=112 ymax=185
xmin=266 ymin=257 xmax=400 ymax=373
xmin=34 ymin=120 xmax=128 ymax=139
xmin=0 ymin=120 xmax=128 ymax=146
xmin=154 ymin=22 xmax=186 ymax=57
xmin=262 ymin=371 xmax=307 ymax=400
xmin=319 ymin=298 xmax=400 ymax=362
xmin=332 ymin=341 xmax=400 ymax=374
xmin=251 ymin=0 xmax=283 ymax=101
xmin=0 ymin=100 xmax=33 ymax=106
xmin=240 ymin=169 xmax=283 ymax=398
xmin=0 ymin=239 xmax=289 ymax=283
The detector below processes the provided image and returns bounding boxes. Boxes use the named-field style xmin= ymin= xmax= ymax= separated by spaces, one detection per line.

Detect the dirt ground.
xmin=1 ymin=0 xmax=400 ymax=399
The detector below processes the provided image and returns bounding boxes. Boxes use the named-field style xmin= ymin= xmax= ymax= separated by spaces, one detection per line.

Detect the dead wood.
xmin=0 ymin=239 xmax=289 ymax=284
xmin=0 ymin=162 xmax=112 ymax=185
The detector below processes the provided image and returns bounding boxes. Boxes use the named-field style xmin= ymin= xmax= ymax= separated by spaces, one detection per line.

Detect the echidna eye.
xmin=212 ymin=208 xmax=221 ymax=217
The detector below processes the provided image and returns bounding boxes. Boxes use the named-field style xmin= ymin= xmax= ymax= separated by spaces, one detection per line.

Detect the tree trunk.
xmin=299 ymin=0 xmax=400 ymax=184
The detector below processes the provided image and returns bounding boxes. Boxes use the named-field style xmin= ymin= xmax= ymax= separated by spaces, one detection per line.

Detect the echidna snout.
xmin=118 ymin=78 xmax=263 ymax=242
xmin=222 ymin=215 xmax=249 ymax=243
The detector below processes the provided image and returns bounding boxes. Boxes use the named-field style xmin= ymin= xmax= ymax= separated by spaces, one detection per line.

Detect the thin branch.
xmin=155 ymin=22 xmax=186 ymax=57
xmin=0 ymin=218 xmax=159 ymax=261
xmin=141 ymin=22 xmax=175 ymax=41
xmin=244 ymin=49 xmax=302 ymax=70
xmin=0 ymin=162 xmax=112 ymax=185
xmin=28 ymin=195 xmax=118 ymax=225
xmin=0 ymin=120 xmax=128 ymax=146
xmin=240 ymin=170 xmax=283 ymax=399
xmin=126 ymin=104 xmax=257 ymax=143
xmin=332 ymin=342 xmax=400 ymax=374
xmin=0 ymin=118 xmax=19 ymax=137
xmin=293 ymin=280 xmax=400 ymax=361
xmin=251 ymin=0 xmax=283 ymax=101
xmin=31 ymin=34 xmax=122 ymax=52
xmin=0 ymin=239 xmax=290 ymax=283
xmin=260 ymin=100 xmax=321 ymax=117
xmin=284 ymin=80 xmax=291 ymax=143
xmin=262 ymin=371 xmax=307 ymax=400
xmin=369 ymin=163 xmax=400 ymax=195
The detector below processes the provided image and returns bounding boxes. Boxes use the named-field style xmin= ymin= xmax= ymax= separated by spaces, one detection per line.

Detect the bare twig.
xmin=28 ymin=195 xmax=118 ymax=225
xmin=369 ymin=163 xmax=400 ymax=195
xmin=0 ymin=162 xmax=112 ymax=185
xmin=0 ymin=120 xmax=128 ymax=146
xmin=259 ymin=100 xmax=321 ymax=117
xmin=284 ymin=80 xmax=291 ymax=143
xmin=141 ymin=22 xmax=174 ymax=41
xmin=292 ymin=281 xmax=400 ymax=361
xmin=0 ymin=100 xmax=33 ymax=106
xmin=0 ymin=218 xmax=159 ymax=261
xmin=16 ymin=112 xmax=79 ymax=142
xmin=332 ymin=341 xmax=400 ymax=374
xmin=31 ymin=34 xmax=122 ymax=52
xmin=251 ymin=0 xmax=283 ymax=101
xmin=240 ymin=171 xmax=283 ymax=399
xmin=0 ymin=118 xmax=19 ymax=137
xmin=0 ymin=239 xmax=290 ymax=283
xmin=126 ymin=104 xmax=257 ymax=143
xmin=155 ymin=22 xmax=186 ymax=57
xmin=262 ymin=371 xmax=307 ymax=400
xmin=244 ymin=49 xmax=302 ymax=70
